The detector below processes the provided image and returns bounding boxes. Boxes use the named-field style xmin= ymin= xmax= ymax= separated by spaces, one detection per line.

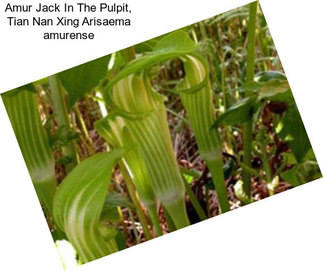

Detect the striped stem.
xmin=2 ymin=88 xmax=57 ymax=212
xmin=242 ymin=1 xmax=258 ymax=197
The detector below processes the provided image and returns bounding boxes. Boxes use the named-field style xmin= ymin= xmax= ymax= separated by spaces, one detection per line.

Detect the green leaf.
xmin=298 ymin=160 xmax=322 ymax=183
xmin=281 ymin=166 xmax=302 ymax=187
xmin=53 ymin=149 xmax=125 ymax=263
xmin=100 ymin=191 xmax=134 ymax=222
xmin=212 ymin=96 xmax=257 ymax=128
xmin=153 ymin=30 xmax=196 ymax=53
xmin=255 ymin=71 xmax=291 ymax=101
xmin=238 ymin=71 xmax=291 ymax=102
xmin=180 ymin=167 xmax=202 ymax=180
xmin=105 ymin=31 xmax=197 ymax=89
xmin=256 ymin=70 xmax=287 ymax=81
xmin=115 ymin=230 xmax=126 ymax=250
xmin=278 ymin=104 xmax=312 ymax=163
xmin=52 ymin=228 xmax=68 ymax=242
xmin=134 ymin=36 xmax=164 ymax=53
xmin=281 ymin=160 xmax=321 ymax=187
xmin=2 ymin=83 xmax=36 ymax=97
xmin=205 ymin=159 xmax=235 ymax=190
xmin=234 ymin=180 xmax=253 ymax=204
xmin=223 ymin=158 xmax=236 ymax=179
xmin=58 ymin=55 xmax=110 ymax=108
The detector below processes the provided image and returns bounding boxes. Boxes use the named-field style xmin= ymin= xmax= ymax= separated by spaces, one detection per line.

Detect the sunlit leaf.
xmin=105 ymin=31 xmax=197 ymax=89
xmin=58 ymin=55 xmax=110 ymax=108
xmin=53 ymin=149 xmax=125 ymax=263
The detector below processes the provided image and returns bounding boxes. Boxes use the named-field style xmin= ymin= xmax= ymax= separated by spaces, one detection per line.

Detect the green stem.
xmin=199 ymin=22 xmax=225 ymax=108
xmin=162 ymin=206 xmax=176 ymax=232
xmin=182 ymin=177 xmax=207 ymax=221
xmin=163 ymin=198 xmax=190 ymax=229
xmin=239 ymin=160 xmax=260 ymax=177
xmin=208 ymin=159 xmax=230 ymax=212
xmin=242 ymin=1 xmax=258 ymax=197
xmin=128 ymin=210 xmax=140 ymax=244
xmin=48 ymin=75 xmax=78 ymax=172
xmin=246 ymin=2 xmax=258 ymax=84
xmin=119 ymin=161 xmax=153 ymax=240
xmin=121 ymin=46 xmax=136 ymax=62
xmin=147 ymin=207 xmax=163 ymax=237
xmin=74 ymin=105 xmax=96 ymax=155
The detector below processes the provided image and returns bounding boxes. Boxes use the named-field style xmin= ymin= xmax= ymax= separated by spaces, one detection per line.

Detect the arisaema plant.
xmin=103 ymin=31 xmax=230 ymax=213
xmin=105 ymin=72 xmax=190 ymax=229
xmin=3 ymin=6 xmax=320 ymax=266
xmin=2 ymin=86 xmax=57 ymax=212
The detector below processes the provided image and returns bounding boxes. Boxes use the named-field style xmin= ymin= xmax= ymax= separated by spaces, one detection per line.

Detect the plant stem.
xmin=208 ymin=158 xmax=230 ymax=212
xmin=128 ymin=210 xmax=140 ymax=244
xmin=121 ymin=46 xmax=136 ymax=62
xmin=182 ymin=177 xmax=207 ymax=221
xmin=162 ymin=206 xmax=176 ymax=232
xmin=163 ymin=198 xmax=190 ymax=229
xmin=48 ymin=75 xmax=78 ymax=172
xmin=74 ymin=104 xmax=96 ymax=155
xmin=119 ymin=161 xmax=153 ymax=240
xmin=242 ymin=1 xmax=258 ymax=197
xmin=148 ymin=207 xmax=163 ymax=237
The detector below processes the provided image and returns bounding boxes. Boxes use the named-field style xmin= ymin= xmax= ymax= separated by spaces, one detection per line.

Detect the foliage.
xmin=1 ymin=2 xmax=321 ymax=266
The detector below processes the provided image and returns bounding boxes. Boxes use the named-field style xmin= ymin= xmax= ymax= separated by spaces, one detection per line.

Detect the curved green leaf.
xmin=105 ymin=31 xmax=196 ymax=90
xmin=53 ymin=149 xmax=125 ymax=263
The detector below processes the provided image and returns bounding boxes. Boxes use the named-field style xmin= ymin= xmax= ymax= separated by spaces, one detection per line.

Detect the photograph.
xmin=1 ymin=1 xmax=321 ymax=268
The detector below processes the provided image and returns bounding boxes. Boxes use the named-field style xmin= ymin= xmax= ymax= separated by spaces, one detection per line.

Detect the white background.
xmin=0 ymin=0 xmax=322 ymax=270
